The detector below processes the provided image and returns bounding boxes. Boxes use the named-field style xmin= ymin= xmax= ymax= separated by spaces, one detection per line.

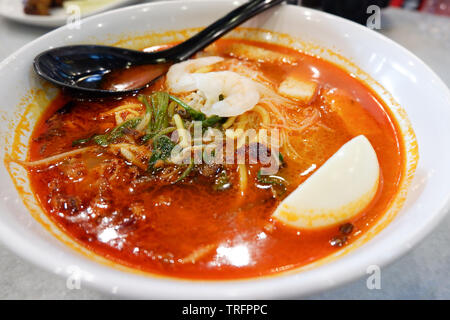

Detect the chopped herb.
xmin=92 ymin=117 xmax=141 ymax=147
xmin=257 ymin=170 xmax=287 ymax=198
xmin=141 ymin=127 xmax=176 ymax=144
xmin=141 ymin=134 xmax=152 ymax=144
xmin=137 ymin=94 xmax=153 ymax=131
xmin=168 ymin=94 xmax=206 ymax=121
xmin=148 ymin=135 xmax=175 ymax=170
xmin=152 ymin=92 xmax=170 ymax=132
xmin=213 ymin=170 xmax=231 ymax=191
xmin=168 ymin=94 xmax=223 ymax=129
xmin=175 ymin=159 xmax=194 ymax=183
xmin=257 ymin=170 xmax=285 ymax=185
xmin=154 ymin=135 xmax=175 ymax=159
xmin=278 ymin=152 xmax=284 ymax=164
xmin=72 ymin=136 xmax=92 ymax=147
xmin=202 ymin=115 xmax=224 ymax=127
xmin=137 ymin=92 xmax=170 ymax=135
xmin=148 ymin=152 xmax=161 ymax=169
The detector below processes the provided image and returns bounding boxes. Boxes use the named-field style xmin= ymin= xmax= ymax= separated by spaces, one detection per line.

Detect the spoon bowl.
xmin=34 ymin=45 xmax=170 ymax=96
xmin=33 ymin=0 xmax=285 ymax=96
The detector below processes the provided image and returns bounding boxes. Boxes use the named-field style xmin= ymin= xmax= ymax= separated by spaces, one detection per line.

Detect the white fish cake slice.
xmin=278 ymin=76 xmax=318 ymax=103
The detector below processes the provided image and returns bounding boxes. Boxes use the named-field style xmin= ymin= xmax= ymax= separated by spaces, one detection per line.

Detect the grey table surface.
xmin=0 ymin=4 xmax=449 ymax=299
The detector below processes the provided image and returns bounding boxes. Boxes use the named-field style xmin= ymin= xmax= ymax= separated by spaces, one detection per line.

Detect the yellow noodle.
xmin=222 ymin=116 xmax=237 ymax=129
xmin=236 ymin=114 xmax=248 ymax=130
xmin=238 ymin=164 xmax=248 ymax=195
xmin=253 ymin=105 xmax=270 ymax=125
xmin=12 ymin=147 xmax=98 ymax=167
xmin=109 ymin=143 xmax=149 ymax=170
xmin=100 ymin=103 xmax=142 ymax=117
xmin=225 ymin=128 xmax=243 ymax=140
xmin=180 ymin=244 xmax=217 ymax=264
xmin=282 ymin=130 xmax=302 ymax=160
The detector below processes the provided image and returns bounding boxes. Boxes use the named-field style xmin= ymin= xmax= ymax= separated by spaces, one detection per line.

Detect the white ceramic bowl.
xmin=0 ymin=1 xmax=449 ymax=299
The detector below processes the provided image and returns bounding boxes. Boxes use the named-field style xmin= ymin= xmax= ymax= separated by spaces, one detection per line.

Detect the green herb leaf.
xmin=168 ymin=94 xmax=206 ymax=121
xmin=202 ymin=115 xmax=224 ymax=127
xmin=142 ymin=126 xmax=176 ymax=144
xmin=168 ymin=94 xmax=224 ymax=129
xmin=152 ymin=92 xmax=170 ymax=132
xmin=154 ymin=135 xmax=175 ymax=159
xmin=72 ymin=137 xmax=92 ymax=147
xmin=92 ymin=117 xmax=141 ymax=147
xmin=257 ymin=170 xmax=287 ymax=198
xmin=278 ymin=152 xmax=284 ymax=164
xmin=175 ymin=159 xmax=194 ymax=183
xmin=137 ymin=94 xmax=153 ymax=132
xmin=148 ymin=135 xmax=175 ymax=170
xmin=213 ymin=170 xmax=231 ymax=191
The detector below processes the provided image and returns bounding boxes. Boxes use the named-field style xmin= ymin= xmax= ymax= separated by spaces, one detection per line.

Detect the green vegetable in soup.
xmin=257 ymin=169 xmax=287 ymax=198
xmin=148 ymin=135 xmax=176 ymax=170
xmin=92 ymin=117 xmax=142 ymax=147
xmin=213 ymin=170 xmax=231 ymax=191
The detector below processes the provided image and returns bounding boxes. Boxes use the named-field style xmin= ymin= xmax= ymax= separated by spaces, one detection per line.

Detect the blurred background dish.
xmin=0 ymin=0 xmax=140 ymax=27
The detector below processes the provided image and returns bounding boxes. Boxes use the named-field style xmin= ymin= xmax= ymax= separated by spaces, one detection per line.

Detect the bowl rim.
xmin=1 ymin=0 xmax=450 ymax=299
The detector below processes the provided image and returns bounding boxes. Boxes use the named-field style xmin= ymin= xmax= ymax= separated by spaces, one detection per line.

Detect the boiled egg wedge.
xmin=272 ymin=135 xmax=380 ymax=229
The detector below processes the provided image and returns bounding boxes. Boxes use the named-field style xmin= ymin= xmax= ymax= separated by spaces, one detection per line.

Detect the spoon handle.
xmin=152 ymin=0 xmax=285 ymax=63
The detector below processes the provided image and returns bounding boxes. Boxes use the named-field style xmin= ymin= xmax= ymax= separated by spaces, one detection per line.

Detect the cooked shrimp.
xmin=194 ymin=71 xmax=260 ymax=117
xmin=166 ymin=56 xmax=224 ymax=93
xmin=166 ymin=57 xmax=260 ymax=117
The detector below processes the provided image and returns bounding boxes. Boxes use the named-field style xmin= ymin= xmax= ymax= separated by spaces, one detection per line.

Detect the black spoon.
xmin=34 ymin=0 xmax=285 ymax=97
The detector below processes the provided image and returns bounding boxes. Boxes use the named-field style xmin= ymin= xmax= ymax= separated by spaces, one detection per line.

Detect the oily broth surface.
xmin=27 ymin=39 xmax=403 ymax=279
